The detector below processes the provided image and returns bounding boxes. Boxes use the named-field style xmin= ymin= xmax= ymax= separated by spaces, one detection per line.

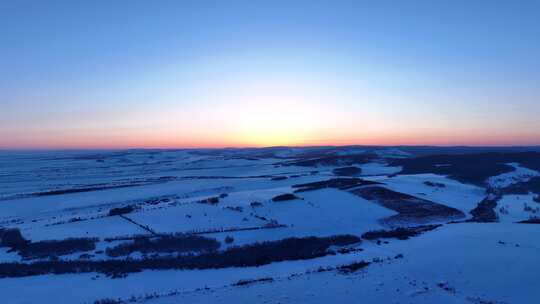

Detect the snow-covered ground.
xmin=496 ymin=194 xmax=540 ymax=223
xmin=487 ymin=163 xmax=540 ymax=188
xmin=146 ymin=223 xmax=540 ymax=304
xmin=370 ymin=174 xmax=486 ymax=217
xmin=0 ymin=149 xmax=538 ymax=304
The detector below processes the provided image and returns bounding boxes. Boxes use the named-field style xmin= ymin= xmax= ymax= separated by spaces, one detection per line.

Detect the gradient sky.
xmin=1 ymin=0 xmax=540 ymax=149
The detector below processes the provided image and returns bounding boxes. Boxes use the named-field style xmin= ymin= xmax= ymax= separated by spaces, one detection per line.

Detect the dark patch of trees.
xmin=224 ymin=236 xmax=235 ymax=244
xmin=285 ymin=154 xmax=376 ymax=167
xmin=232 ymin=277 xmax=274 ymax=286
xmin=93 ymin=299 xmax=122 ymax=304
xmin=467 ymin=195 xmax=500 ymax=223
xmin=0 ymin=230 xmax=97 ymax=260
xmin=108 ymin=205 xmax=135 ymax=216
xmin=105 ymin=235 xmax=220 ymax=257
xmin=332 ymin=166 xmax=362 ymax=177
xmin=293 ymin=178 xmax=381 ymax=192
xmin=270 ymin=176 xmax=288 ymax=181
xmin=517 ymin=218 xmax=540 ymax=224
xmin=271 ymin=193 xmax=300 ymax=202
xmin=33 ymin=184 xmax=138 ymax=197
xmin=361 ymin=225 xmax=441 ymax=240
xmin=500 ymin=177 xmax=540 ymax=196
xmin=198 ymin=196 xmax=220 ymax=205
xmin=224 ymin=206 xmax=243 ymax=212
xmin=144 ymin=197 xmax=172 ymax=205
xmin=337 ymin=261 xmax=370 ymax=274
xmin=0 ymin=235 xmax=360 ymax=278
xmin=69 ymin=217 xmax=83 ymax=223
xmin=391 ymin=152 xmax=540 ymax=186
xmin=424 ymin=181 xmax=446 ymax=188
xmin=351 ymin=186 xmax=465 ymax=225
xmin=0 ymin=228 xmax=28 ymax=248
xmin=17 ymin=238 xmax=97 ymax=260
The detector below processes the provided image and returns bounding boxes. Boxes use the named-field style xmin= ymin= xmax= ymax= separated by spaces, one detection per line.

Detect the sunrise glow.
xmin=2 ymin=1 xmax=540 ymax=149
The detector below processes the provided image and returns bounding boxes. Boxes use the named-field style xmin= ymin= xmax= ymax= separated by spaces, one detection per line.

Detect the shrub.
xmin=0 ymin=228 xmax=28 ymax=249
xmin=224 ymin=206 xmax=243 ymax=212
xmin=232 ymin=277 xmax=273 ymax=286
xmin=224 ymin=236 xmax=234 ymax=244
xmin=424 ymin=181 xmax=446 ymax=188
xmin=79 ymin=253 xmax=93 ymax=259
xmin=337 ymin=261 xmax=370 ymax=274
xmin=108 ymin=206 xmax=134 ymax=216
xmin=69 ymin=217 xmax=83 ymax=223
xmin=250 ymin=201 xmax=263 ymax=207
xmin=93 ymin=299 xmax=122 ymax=304
xmin=271 ymin=193 xmax=300 ymax=202
xmin=199 ymin=197 xmax=219 ymax=205
xmin=534 ymin=195 xmax=540 ymax=203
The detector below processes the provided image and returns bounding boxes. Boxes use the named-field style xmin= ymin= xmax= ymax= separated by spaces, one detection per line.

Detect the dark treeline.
xmin=108 ymin=206 xmax=135 ymax=216
xmin=292 ymin=178 xmax=380 ymax=192
xmin=0 ymin=235 xmax=361 ymax=278
xmin=271 ymin=193 xmax=300 ymax=202
xmin=332 ymin=166 xmax=363 ymax=177
xmin=361 ymin=225 xmax=441 ymax=240
xmin=18 ymin=238 xmax=97 ymax=259
xmin=392 ymin=152 xmax=540 ymax=186
xmin=351 ymin=186 xmax=465 ymax=225
xmin=468 ymin=195 xmax=500 ymax=223
xmin=501 ymin=177 xmax=540 ymax=196
xmin=285 ymin=154 xmax=375 ymax=167
xmin=106 ymin=235 xmax=220 ymax=257
xmin=1 ymin=228 xmax=97 ymax=259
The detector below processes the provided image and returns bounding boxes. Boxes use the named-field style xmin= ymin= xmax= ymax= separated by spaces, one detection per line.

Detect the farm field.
xmin=1 ymin=147 xmax=540 ymax=303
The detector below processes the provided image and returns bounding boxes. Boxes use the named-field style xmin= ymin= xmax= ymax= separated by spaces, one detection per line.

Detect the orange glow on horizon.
xmin=3 ymin=131 xmax=539 ymax=150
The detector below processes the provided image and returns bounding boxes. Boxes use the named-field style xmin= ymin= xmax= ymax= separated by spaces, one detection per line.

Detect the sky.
xmin=1 ymin=0 xmax=540 ymax=149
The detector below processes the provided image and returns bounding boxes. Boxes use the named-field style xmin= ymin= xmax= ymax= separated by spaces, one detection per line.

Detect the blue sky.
xmin=1 ymin=0 xmax=539 ymax=148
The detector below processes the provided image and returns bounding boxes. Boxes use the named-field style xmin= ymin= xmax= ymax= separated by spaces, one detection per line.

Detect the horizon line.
xmin=2 ymin=143 xmax=540 ymax=152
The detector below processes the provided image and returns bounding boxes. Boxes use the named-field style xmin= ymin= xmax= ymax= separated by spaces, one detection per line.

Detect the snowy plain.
xmin=0 ymin=148 xmax=539 ymax=304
